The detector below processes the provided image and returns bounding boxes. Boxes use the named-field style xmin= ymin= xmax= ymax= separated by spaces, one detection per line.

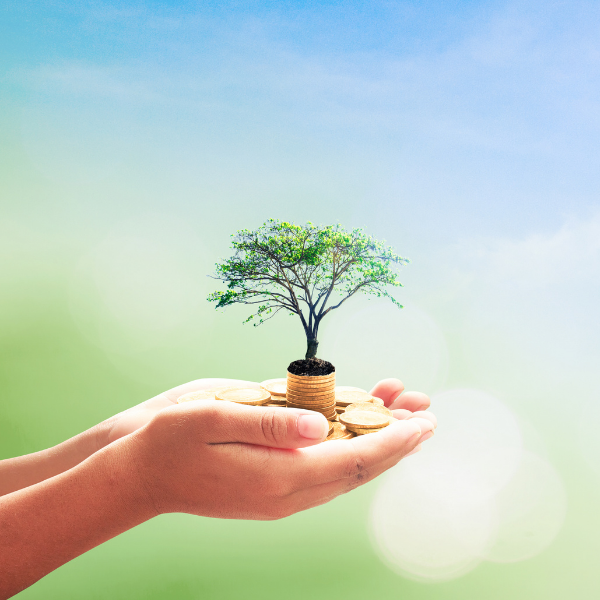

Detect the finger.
xmin=288 ymin=431 xmax=432 ymax=511
xmin=179 ymin=401 xmax=329 ymax=449
xmin=391 ymin=408 xmax=414 ymax=420
xmin=389 ymin=391 xmax=430 ymax=412
xmin=291 ymin=418 xmax=426 ymax=489
xmin=369 ymin=379 xmax=405 ymax=407
xmin=406 ymin=443 xmax=422 ymax=456
xmin=162 ymin=378 xmax=261 ymax=404
xmin=409 ymin=410 xmax=437 ymax=428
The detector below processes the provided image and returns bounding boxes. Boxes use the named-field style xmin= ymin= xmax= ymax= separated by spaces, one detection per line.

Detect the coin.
xmin=287 ymin=372 xmax=335 ymax=383
xmin=286 ymin=387 xmax=335 ymax=396
xmin=371 ymin=397 xmax=385 ymax=406
xmin=286 ymin=400 xmax=336 ymax=414
xmin=335 ymin=391 xmax=375 ymax=407
xmin=345 ymin=402 xmax=392 ymax=418
xmin=286 ymin=394 xmax=336 ymax=405
xmin=340 ymin=410 xmax=391 ymax=430
xmin=215 ymin=387 xmax=271 ymax=405
xmin=286 ymin=383 xmax=335 ymax=394
xmin=177 ymin=390 xmax=217 ymax=403
xmin=260 ymin=378 xmax=287 ymax=396
xmin=267 ymin=398 xmax=287 ymax=406
xmin=325 ymin=421 xmax=355 ymax=441
xmin=352 ymin=427 xmax=385 ymax=435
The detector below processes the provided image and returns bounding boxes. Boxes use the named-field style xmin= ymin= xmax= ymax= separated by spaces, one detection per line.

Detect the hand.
xmin=105 ymin=377 xmax=435 ymax=445
xmin=127 ymin=387 xmax=436 ymax=520
xmin=370 ymin=378 xmax=436 ymax=454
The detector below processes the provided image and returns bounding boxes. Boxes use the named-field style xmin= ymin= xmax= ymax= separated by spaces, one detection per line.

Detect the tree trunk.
xmin=305 ymin=338 xmax=319 ymax=359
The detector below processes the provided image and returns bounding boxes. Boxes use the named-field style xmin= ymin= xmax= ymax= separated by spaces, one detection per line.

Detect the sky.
xmin=2 ymin=0 xmax=600 ymax=241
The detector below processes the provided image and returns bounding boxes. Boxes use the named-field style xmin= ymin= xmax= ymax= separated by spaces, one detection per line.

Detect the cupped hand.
xmin=104 ymin=377 xmax=436 ymax=448
xmin=127 ymin=398 xmax=436 ymax=520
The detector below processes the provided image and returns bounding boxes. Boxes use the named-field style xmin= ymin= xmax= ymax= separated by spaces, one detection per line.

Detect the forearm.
xmin=0 ymin=421 xmax=111 ymax=497
xmin=0 ymin=433 xmax=155 ymax=599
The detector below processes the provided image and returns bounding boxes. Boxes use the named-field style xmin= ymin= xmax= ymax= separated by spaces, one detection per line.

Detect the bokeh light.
xmin=370 ymin=389 xmax=566 ymax=581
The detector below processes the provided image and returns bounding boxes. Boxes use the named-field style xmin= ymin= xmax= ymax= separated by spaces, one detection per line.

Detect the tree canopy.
xmin=207 ymin=219 xmax=409 ymax=359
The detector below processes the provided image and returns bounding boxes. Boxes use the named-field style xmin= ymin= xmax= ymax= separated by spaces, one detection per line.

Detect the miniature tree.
xmin=207 ymin=219 xmax=408 ymax=360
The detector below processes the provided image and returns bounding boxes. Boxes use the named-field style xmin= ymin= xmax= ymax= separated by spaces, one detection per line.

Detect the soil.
xmin=287 ymin=358 xmax=335 ymax=376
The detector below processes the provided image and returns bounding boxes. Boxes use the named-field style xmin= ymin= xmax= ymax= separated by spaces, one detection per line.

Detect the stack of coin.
xmin=286 ymin=371 xmax=336 ymax=420
xmin=339 ymin=410 xmax=391 ymax=435
xmin=260 ymin=378 xmax=288 ymax=407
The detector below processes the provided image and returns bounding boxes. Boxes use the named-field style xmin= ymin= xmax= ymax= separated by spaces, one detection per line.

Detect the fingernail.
xmin=298 ymin=414 xmax=328 ymax=439
xmin=405 ymin=422 xmax=422 ymax=441
xmin=420 ymin=431 xmax=434 ymax=443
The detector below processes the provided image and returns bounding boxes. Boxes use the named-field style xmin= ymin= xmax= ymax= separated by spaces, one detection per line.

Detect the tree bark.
xmin=305 ymin=338 xmax=319 ymax=359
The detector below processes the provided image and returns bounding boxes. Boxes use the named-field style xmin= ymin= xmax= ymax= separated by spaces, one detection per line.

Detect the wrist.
xmin=105 ymin=431 xmax=162 ymax=521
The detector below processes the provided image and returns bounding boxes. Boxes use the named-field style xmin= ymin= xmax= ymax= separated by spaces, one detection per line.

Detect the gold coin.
xmin=287 ymin=372 xmax=335 ymax=383
xmin=328 ymin=420 xmax=335 ymax=435
xmin=286 ymin=394 xmax=336 ymax=405
xmin=344 ymin=423 xmax=390 ymax=434
xmin=336 ymin=396 xmax=384 ymax=408
xmin=286 ymin=390 xmax=335 ymax=400
xmin=286 ymin=386 xmax=335 ymax=396
xmin=335 ymin=390 xmax=374 ymax=405
xmin=335 ymin=386 xmax=368 ymax=393
xmin=260 ymin=378 xmax=287 ymax=396
xmin=326 ymin=421 xmax=351 ymax=441
xmin=286 ymin=400 xmax=335 ymax=414
xmin=216 ymin=387 xmax=271 ymax=405
xmin=286 ymin=383 xmax=335 ymax=392
xmin=352 ymin=427 xmax=385 ymax=435
xmin=288 ymin=407 xmax=337 ymax=419
xmin=286 ymin=382 xmax=335 ymax=393
xmin=286 ymin=403 xmax=336 ymax=412
xmin=177 ymin=390 xmax=217 ymax=403
xmin=286 ymin=386 xmax=335 ymax=395
xmin=345 ymin=402 xmax=392 ymax=417
xmin=340 ymin=410 xmax=390 ymax=429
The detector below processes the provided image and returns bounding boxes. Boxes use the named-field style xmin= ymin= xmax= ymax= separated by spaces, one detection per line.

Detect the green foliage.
xmin=207 ymin=219 xmax=409 ymax=344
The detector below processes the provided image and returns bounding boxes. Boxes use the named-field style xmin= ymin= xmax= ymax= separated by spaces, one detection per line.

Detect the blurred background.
xmin=1 ymin=0 xmax=599 ymax=598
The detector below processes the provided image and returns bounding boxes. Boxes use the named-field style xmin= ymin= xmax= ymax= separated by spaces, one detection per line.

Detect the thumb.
xmin=190 ymin=401 xmax=330 ymax=448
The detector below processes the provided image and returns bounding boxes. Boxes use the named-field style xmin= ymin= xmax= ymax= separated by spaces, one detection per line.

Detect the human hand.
xmin=105 ymin=377 xmax=435 ymax=446
xmin=126 ymin=392 xmax=436 ymax=519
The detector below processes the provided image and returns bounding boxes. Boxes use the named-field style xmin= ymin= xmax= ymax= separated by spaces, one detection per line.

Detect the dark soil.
xmin=287 ymin=358 xmax=335 ymax=376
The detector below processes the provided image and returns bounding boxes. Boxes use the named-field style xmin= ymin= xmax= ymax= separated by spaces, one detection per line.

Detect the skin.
xmin=0 ymin=378 xmax=435 ymax=599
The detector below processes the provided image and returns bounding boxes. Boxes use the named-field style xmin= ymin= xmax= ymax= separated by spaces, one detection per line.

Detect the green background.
xmin=2 ymin=1 xmax=600 ymax=598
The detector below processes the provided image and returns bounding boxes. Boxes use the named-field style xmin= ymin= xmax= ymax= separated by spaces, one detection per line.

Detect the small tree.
xmin=207 ymin=219 xmax=409 ymax=360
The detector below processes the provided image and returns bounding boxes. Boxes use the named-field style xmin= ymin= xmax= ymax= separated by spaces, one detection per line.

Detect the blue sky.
xmin=3 ymin=0 xmax=599 ymax=247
